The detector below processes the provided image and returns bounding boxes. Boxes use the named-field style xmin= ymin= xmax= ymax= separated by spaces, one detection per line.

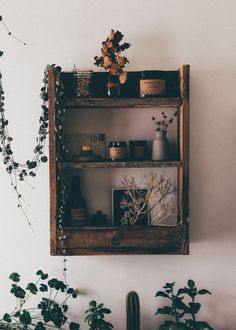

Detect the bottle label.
xmin=140 ymin=79 xmax=166 ymax=95
xmin=134 ymin=146 xmax=146 ymax=159
xmin=71 ymin=208 xmax=86 ymax=226
xmin=108 ymin=147 xmax=127 ymax=160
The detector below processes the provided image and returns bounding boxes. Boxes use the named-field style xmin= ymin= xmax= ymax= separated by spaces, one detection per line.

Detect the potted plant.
xmin=155 ymin=280 xmax=214 ymax=330
xmin=151 ymin=110 xmax=178 ymax=160
xmin=0 ymin=270 xmax=80 ymax=330
xmin=84 ymin=300 xmax=113 ymax=330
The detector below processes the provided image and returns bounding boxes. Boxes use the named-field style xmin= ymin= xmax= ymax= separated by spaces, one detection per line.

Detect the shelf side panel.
xmin=48 ymin=68 xmax=58 ymax=255
xmin=178 ymin=64 xmax=190 ymax=254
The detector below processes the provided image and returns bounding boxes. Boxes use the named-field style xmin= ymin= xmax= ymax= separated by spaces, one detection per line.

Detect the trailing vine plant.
xmin=0 ymin=53 xmax=68 ymax=276
xmin=0 ymin=14 xmax=68 ymax=282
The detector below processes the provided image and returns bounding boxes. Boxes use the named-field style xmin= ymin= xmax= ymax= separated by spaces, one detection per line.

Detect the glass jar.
xmin=140 ymin=70 xmax=166 ymax=97
xmin=76 ymin=69 xmax=93 ymax=97
xmin=108 ymin=141 xmax=127 ymax=161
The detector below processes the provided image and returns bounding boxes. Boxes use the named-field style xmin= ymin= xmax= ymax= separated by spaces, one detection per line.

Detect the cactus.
xmin=126 ymin=291 xmax=140 ymax=330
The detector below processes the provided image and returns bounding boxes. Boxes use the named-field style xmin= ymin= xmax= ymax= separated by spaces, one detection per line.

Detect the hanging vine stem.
xmin=0 ymin=15 xmax=31 ymax=48
xmin=0 ymin=64 xmax=68 ymax=280
xmin=0 ymin=66 xmax=49 ymax=226
xmin=0 ymin=14 xmax=68 ymax=281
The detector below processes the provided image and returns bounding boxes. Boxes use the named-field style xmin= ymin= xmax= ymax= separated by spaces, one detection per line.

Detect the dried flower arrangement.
xmin=120 ymin=173 xmax=175 ymax=226
xmin=152 ymin=111 xmax=178 ymax=132
xmin=94 ymin=29 xmax=131 ymax=84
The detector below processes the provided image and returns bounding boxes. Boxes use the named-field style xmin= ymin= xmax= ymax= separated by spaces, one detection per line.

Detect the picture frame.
xmin=112 ymin=188 xmax=149 ymax=226
xmin=63 ymin=133 xmax=106 ymax=161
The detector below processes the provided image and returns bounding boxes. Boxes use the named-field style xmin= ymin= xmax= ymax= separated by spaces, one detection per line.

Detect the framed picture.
xmin=112 ymin=188 xmax=149 ymax=226
xmin=63 ymin=133 xmax=106 ymax=161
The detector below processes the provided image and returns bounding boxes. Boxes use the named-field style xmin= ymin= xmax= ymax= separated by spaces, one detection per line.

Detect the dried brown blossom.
xmin=152 ymin=110 xmax=178 ymax=132
xmin=94 ymin=29 xmax=131 ymax=84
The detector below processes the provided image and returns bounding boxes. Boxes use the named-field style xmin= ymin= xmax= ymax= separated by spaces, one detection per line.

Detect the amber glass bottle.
xmin=70 ymin=176 xmax=87 ymax=226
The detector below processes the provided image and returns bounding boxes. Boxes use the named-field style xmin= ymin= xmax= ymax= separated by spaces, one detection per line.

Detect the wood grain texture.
xmin=57 ymin=225 xmax=187 ymax=255
xmin=59 ymin=160 xmax=183 ymax=170
xmin=64 ymin=97 xmax=181 ymax=109
xmin=48 ymin=67 xmax=58 ymax=256
xmin=178 ymin=65 xmax=190 ymax=254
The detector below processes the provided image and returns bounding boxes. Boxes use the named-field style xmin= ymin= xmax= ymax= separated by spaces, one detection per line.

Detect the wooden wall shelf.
xmin=59 ymin=160 xmax=184 ymax=170
xmin=64 ymin=97 xmax=181 ymax=109
xmin=49 ymin=65 xmax=190 ymax=256
xmin=58 ymin=224 xmax=188 ymax=255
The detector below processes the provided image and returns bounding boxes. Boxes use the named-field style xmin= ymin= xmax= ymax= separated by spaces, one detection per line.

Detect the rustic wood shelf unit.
xmin=49 ymin=65 xmax=190 ymax=256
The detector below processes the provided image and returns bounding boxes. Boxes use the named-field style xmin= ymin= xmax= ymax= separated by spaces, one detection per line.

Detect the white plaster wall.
xmin=0 ymin=0 xmax=236 ymax=329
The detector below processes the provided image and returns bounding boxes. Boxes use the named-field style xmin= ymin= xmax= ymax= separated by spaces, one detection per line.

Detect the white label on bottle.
xmin=71 ymin=208 xmax=86 ymax=226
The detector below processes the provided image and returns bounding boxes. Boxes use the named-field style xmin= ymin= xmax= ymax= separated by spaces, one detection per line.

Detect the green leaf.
xmin=39 ymin=284 xmax=48 ymax=292
xmin=36 ymin=270 xmax=48 ymax=280
xmin=97 ymin=303 xmax=104 ymax=309
xmin=20 ymin=311 xmax=32 ymax=325
xmin=100 ymin=308 xmax=111 ymax=314
xmin=62 ymin=304 xmax=68 ymax=312
xmin=26 ymin=282 xmax=38 ymax=294
xmin=189 ymin=302 xmax=201 ymax=314
xmin=89 ymin=300 xmax=97 ymax=308
xmin=72 ymin=292 xmax=78 ymax=298
xmin=163 ymin=282 xmax=175 ymax=289
xmin=9 ymin=272 xmax=20 ymax=282
xmin=67 ymin=287 xmax=74 ymax=294
xmin=35 ymin=321 xmax=46 ymax=330
xmin=198 ymin=289 xmax=211 ymax=295
xmin=155 ymin=306 xmax=173 ymax=316
xmin=10 ymin=284 xmax=26 ymax=299
xmin=3 ymin=313 xmax=12 ymax=323
xmin=187 ymin=279 xmax=195 ymax=289
xmin=177 ymin=288 xmax=187 ymax=296
xmin=173 ymin=297 xmax=189 ymax=312
xmin=69 ymin=322 xmax=80 ymax=330
xmin=156 ymin=291 xmax=170 ymax=298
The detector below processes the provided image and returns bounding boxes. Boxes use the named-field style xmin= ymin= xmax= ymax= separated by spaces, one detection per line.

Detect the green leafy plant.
xmin=84 ymin=300 xmax=113 ymax=330
xmin=155 ymin=280 xmax=214 ymax=330
xmin=0 ymin=270 xmax=80 ymax=330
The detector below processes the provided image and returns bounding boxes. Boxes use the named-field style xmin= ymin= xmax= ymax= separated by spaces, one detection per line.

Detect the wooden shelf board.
xmin=59 ymin=160 xmax=183 ymax=170
xmin=54 ymin=224 xmax=188 ymax=255
xmin=64 ymin=97 xmax=181 ymax=109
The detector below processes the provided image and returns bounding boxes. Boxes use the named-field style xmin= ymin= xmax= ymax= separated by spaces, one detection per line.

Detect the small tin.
xmin=108 ymin=141 xmax=127 ymax=161
xmin=140 ymin=70 xmax=166 ymax=97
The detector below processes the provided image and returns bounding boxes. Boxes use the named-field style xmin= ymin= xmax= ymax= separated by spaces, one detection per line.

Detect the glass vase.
xmin=107 ymin=75 xmax=120 ymax=97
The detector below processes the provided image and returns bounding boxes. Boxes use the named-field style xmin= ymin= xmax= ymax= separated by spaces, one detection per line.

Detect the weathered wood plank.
xmin=48 ymin=68 xmax=57 ymax=256
xmin=59 ymin=160 xmax=183 ymax=170
xmin=178 ymin=64 xmax=190 ymax=254
xmin=64 ymin=97 xmax=181 ymax=109
xmin=56 ymin=225 xmax=187 ymax=255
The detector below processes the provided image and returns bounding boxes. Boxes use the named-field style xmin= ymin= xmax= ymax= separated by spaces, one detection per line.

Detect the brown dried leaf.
xmin=119 ymin=72 xmax=128 ymax=84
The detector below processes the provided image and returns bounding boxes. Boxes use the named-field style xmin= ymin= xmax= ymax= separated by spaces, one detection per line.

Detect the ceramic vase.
xmin=152 ymin=130 xmax=169 ymax=160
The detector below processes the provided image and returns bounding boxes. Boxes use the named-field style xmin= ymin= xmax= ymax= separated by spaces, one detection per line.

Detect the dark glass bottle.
xmin=70 ymin=176 xmax=87 ymax=226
